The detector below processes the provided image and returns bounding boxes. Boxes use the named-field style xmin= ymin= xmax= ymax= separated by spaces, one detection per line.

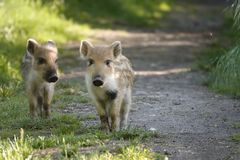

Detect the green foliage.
xmin=0 ymin=0 xmax=86 ymax=45
xmin=233 ymin=0 xmax=240 ymax=30
xmin=197 ymin=0 xmax=240 ymax=96
xmin=210 ymin=46 xmax=240 ymax=95
xmin=207 ymin=1 xmax=240 ymax=96
xmin=196 ymin=43 xmax=225 ymax=72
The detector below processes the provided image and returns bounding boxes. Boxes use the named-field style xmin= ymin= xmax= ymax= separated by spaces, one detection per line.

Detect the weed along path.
xmin=60 ymin=1 xmax=240 ymax=160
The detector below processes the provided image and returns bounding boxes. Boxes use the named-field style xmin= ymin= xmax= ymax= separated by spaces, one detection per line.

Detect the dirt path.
xmin=60 ymin=1 xmax=240 ymax=159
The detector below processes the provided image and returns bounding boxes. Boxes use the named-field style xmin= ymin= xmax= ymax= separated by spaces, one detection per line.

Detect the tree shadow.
xmin=41 ymin=0 xmax=173 ymax=29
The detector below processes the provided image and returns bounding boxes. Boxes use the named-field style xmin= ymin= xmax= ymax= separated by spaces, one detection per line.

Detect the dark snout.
xmin=45 ymin=70 xmax=58 ymax=83
xmin=48 ymin=74 xmax=58 ymax=83
xmin=106 ymin=90 xmax=118 ymax=100
xmin=93 ymin=75 xmax=103 ymax=87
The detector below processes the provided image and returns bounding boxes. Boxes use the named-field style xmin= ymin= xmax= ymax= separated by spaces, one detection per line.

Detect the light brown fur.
xmin=21 ymin=38 xmax=58 ymax=118
xmin=80 ymin=40 xmax=134 ymax=132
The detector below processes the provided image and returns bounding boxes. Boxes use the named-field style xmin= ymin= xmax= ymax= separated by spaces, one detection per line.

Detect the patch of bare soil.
xmin=60 ymin=1 xmax=240 ymax=159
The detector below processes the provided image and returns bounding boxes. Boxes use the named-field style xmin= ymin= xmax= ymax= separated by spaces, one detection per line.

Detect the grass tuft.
xmin=0 ymin=128 xmax=165 ymax=159
xmin=0 ymin=130 xmax=33 ymax=160
xmin=231 ymin=133 xmax=240 ymax=142
xmin=197 ymin=0 xmax=240 ymax=96
xmin=210 ymin=45 xmax=240 ymax=96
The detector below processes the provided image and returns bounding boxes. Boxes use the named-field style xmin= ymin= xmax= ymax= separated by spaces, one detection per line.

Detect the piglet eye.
xmin=87 ymin=59 xmax=94 ymax=66
xmin=105 ymin=60 xmax=112 ymax=66
xmin=37 ymin=57 xmax=46 ymax=65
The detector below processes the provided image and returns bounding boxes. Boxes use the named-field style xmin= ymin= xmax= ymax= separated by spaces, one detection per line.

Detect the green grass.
xmin=0 ymin=81 xmax=89 ymax=138
xmin=0 ymin=126 xmax=164 ymax=159
xmin=0 ymin=130 xmax=33 ymax=160
xmin=0 ymin=80 xmax=165 ymax=159
xmin=0 ymin=0 xmax=89 ymax=96
xmin=196 ymin=43 xmax=225 ymax=72
xmin=207 ymin=11 xmax=240 ymax=96
xmin=210 ymin=46 xmax=240 ymax=96
xmin=0 ymin=0 xmax=173 ymax=98
xmin=0 ymin=134 xmax=165 ymax=159
xmin=197 ymin=1 xmax=240 ymax=96
xmin=231 ymin=133 xmax=240 ymax=142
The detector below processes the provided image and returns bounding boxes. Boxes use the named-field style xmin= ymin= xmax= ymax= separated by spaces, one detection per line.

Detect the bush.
xmin=205 ymin=0 xmax=240 ymax=96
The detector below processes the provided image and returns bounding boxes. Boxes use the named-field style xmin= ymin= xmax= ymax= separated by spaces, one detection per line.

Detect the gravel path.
xmin=60 ymin=1 xmax=240 ymax=159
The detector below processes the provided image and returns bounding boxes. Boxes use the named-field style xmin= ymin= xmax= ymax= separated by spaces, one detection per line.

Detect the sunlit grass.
xmin=0 ymin=79 xmax=165 ymax=159
xmin=0 ymin=0 xmax=173 ymax=98
xmin=0 ymin=0 xmax=90 ymax=96
xmin=159 ymin=2 xmax=171 ymax=12
xmin=0 ymin=133 xmax=165 ymax=160
xmin=0 ymin=131 xmax=33 ymax=160
xmin=0 ymin=0 xmax=89 ymax=44
xmin=77 ymin=145 xmax=165 ymax=160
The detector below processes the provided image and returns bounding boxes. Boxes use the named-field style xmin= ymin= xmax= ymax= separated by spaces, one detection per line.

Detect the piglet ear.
xmin=111 ymin=41 xmax=122 ymax=58
xmin=27 ymin=38 xmax=39 ymax=55
xmin=47 ymin=40 xmax=58 ymax=53
xmin=47 ymin=40 xmax=56 ymax=47
xmin=80 ymin=40 xmax=93 ymax=59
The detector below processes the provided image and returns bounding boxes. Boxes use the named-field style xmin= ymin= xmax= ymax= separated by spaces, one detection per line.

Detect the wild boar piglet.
xmin=80 ymin=40 xmax=135 ymax=132
xmin=21 ymin=38 xmax=58 ymax=118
